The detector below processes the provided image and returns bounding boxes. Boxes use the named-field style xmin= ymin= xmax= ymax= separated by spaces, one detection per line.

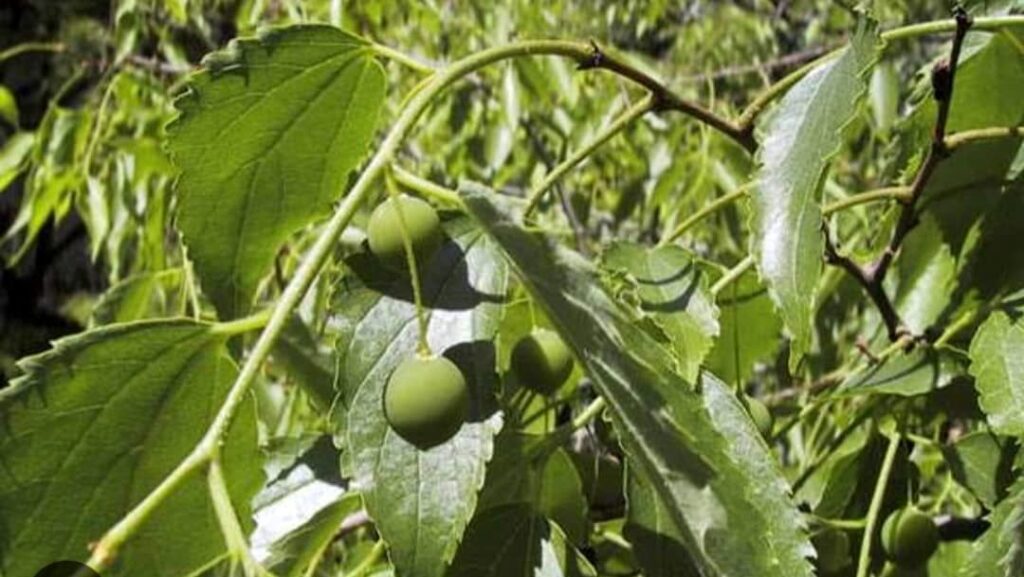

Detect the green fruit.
xmin=511 ymin=328 xmax=574 ymax=395
xmin=881 ymin=507 xmax=939 ymax=567
xmin=812 ymin=528 xmax=851 ymax=574
xmin=367 ymin=194 xmax=443 ymax=268
xmin=745 ymin=396 xmax=773 ymax=438
xmin=384 ymin=355 xmax=468 ymax=448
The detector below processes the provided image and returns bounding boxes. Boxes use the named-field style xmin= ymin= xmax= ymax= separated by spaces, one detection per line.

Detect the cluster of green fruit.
xmin=812 ymin=506 xmax=939 ymax=576
xmin=367 ymin=195 xmax=577 ymax=449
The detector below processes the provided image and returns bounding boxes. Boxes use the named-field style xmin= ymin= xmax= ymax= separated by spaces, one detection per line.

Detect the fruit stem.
xmin=660 ymin=183 xmax=754 ymax=245
xmin=385 ymin=181 xmax=432 ymax=356
xmin=856 ymin=431 xmax=901 ymax=577
xmin=390 ymin=165 xmax=464 ymax=206
xmin=372 ymin=42 xmax=436 ymax=75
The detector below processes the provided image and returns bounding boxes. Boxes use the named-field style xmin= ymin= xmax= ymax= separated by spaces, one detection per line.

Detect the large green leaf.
xmin=0 ymin=132 xmax=33 ymax=193
xmin=331 ymin=217 xmax=508 ymax=577
xmin=461 ymin=185 xmax=814 ymax=577
xmin=969 ymin=311 xmax=1024 ymax=436
xmin=0 ymin=320 xmax=262 ymax=577
xmin=446 ymin=504 xmax=595 ymax=577
xmin=601 ymin=242 xmax=719 ymax=382
xmin=624 ymin=466 xmax=699 ymax=577
xmin=749 ymin=21 xmax=878 ymax=369
xmin=168 ymin=25 xmax=385 ymax=319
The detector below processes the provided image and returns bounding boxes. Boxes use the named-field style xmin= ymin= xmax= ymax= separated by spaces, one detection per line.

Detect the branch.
xmin=579 ymin=41 xmax=757 ymax=152
xmin=823 ymin=8 xmax=974 ymax=343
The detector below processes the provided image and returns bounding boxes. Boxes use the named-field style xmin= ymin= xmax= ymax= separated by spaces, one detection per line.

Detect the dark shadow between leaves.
xmin=345 ymin=238 xmax=505 ymax=311
xmin=442 ymin=340 xmax=500 ymax=424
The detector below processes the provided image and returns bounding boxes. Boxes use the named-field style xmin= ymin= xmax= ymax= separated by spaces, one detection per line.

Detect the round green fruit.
xmin=367 ymin=194 xmax=443 ymax=268
xmin=511 ymin=328 xmax=574 ymax=395
xmin=384 ymin=355 xmax=469 ymax=449
xmin=812 ymin=528 xmax=851 ymax=574
xmin=881 ymin=507 xmax=939 ymax=567
xmin=745 ymin=396 xmax=773 ymax=438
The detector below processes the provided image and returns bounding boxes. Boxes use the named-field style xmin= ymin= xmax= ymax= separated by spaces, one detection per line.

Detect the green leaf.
xmin=0 ymin=132 xmax=34 ymax=193
xmin=271 ymin=316 xmax=336 ymax=410
xmin=461 ymin=184 xmax=814 ymax=577
xmin=894 ymin=216 xmax=956 ymax=335
xmin=969 ymin=311 xmax=1024 ymax=436
xmin=446 ymin=504 xmax=595 ymax=577
xmin=331 ymin=217 xmax=508 ymax=577
xmin=624 ymin=466 xmax=700 ymax=577
xmin=0 ymin=86 xmax=18 ymax=128
xmin=704 ymin=268 xmax=782 ymax=386
xmin=836 ymin=347 xmax=966 ymax=398
xmin=967 ymin=477 xmax=1024 ymax=577
xmin=601 ymin=242 xmax=719 ymax=382
xmin=168 ymin=25 xmax=386 ymax=319
xmin=0 ymin=320 xmax=263 ymax=577
xmin=749 ymin=20 xmax=878 ymax=370
xmin=265 ymin=492 xmax=363 ymax=577
xmin=89 ymin=269 xmax=184 ymax=327
xmin=943 ymin=431 xmax=1017 ymax=510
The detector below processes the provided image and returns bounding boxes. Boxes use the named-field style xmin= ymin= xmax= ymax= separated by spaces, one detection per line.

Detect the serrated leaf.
xmin=601 ymin=242 xmax=719 ymax=382
xmin=447 ymin=504 xmax=595 ymax=577
xmin=969 ymin=311 xmax=1024 ymax=436
xmin=461 ymin=185 xmax=814 ymax=577
xmin=966 ymin=477 xmax=1024 ymax=577
xmin=0 ymin=320 xmax=262 ymax=577
xmin=837 ymin=347 xmax=967 ymax=398
xmin=168 ymin=25 xmax=385 ymax=319
xmin=331 ymin=217 xmax=508 ymax=577
xmin=750 ymin=20 xmax=878 ymax=369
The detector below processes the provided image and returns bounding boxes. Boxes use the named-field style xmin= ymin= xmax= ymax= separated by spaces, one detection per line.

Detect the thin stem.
xmin=822 ymin=187 xmax=912 ymax=215
xmin=572 ymin=396 xmax=607 ymax=431
xmin=211 ymin=309 xmax=272 ymax=336
xmin=0 ymin=41 xmax=64 ymax=63
xmin=346 ymin=539 xmax=387 ymax=577
xmin=373 ymin=42 xmax=435 ymax=74
xmin=390 ymin=165 xmax=463 ymax=206
xmin=856 ymin=432 xmax=901 ymax=577
xmin=812 ymin=515 xmax=868 ymax=530
xmin=711 ymin=256 xmax=755 ymax=296
xmin=944 ymin=125 xmax=1023 ymax=151
xmin=208 ymin=458 xmax=265 ymax=576
xmin=523 ymin=94 xmax=655 ymax=216
xmin=387 ymin=186 xmax=431 ymax=357
xmin=660 ymin=183 xmax=753 ymax=245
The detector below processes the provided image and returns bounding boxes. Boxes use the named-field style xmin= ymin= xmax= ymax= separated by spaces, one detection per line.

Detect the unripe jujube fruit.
xmin=367 ymin=194 xmax=443 ymax=268
xmin=744 ymin=396 xmax=773 ymax=438
xmin=511 ymin=328 xmax=574 ymax=395
xmin=881 ymin=507 xmax=939 ymax=567
xmin=384 ymin=355 xmax=468 ymax=449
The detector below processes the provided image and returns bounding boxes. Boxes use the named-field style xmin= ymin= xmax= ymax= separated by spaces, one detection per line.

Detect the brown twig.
xmin=823 ymin=7 xmax=973 ymax=343
xmin=578 ymin=40 xmax=758 ymax=152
